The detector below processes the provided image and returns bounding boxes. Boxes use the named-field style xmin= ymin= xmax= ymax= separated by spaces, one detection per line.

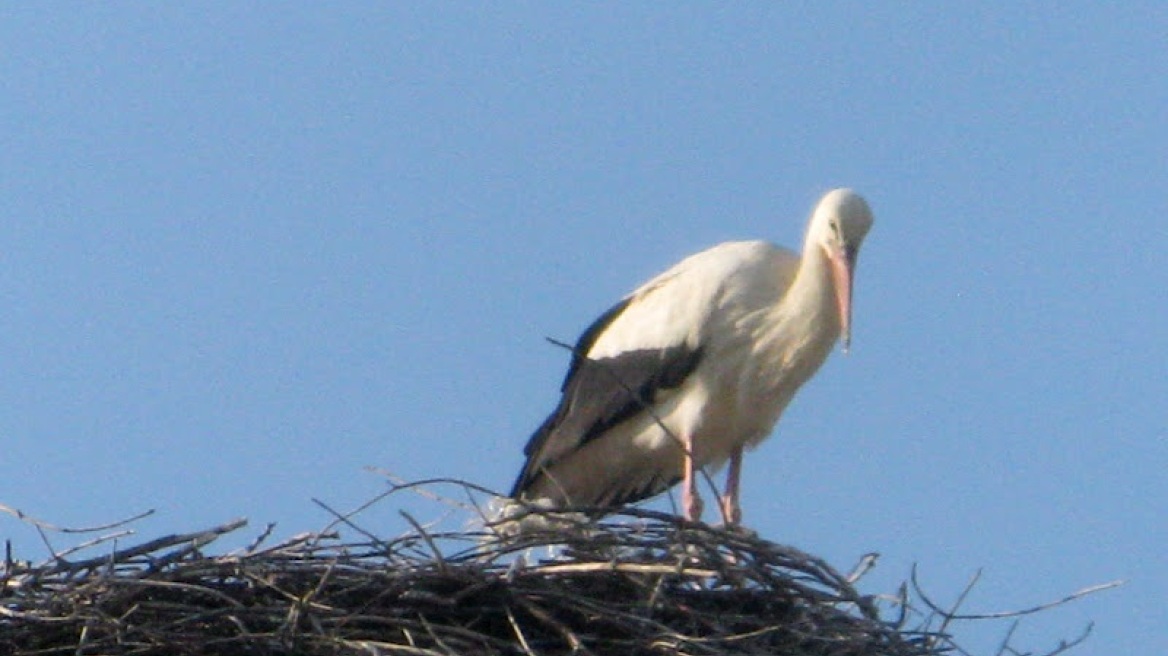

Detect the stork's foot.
xmin=718 ymin=494 xmax=742 ymax=527
xmin=682 ymin=487 xmax=704 ymax=522
xmin=717 ymin=522 xmax=758 ymax=539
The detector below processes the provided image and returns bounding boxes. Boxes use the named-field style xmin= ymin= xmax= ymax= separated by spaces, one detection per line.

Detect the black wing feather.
xmin=558 ymin=297 xmax=632 ymax=391
xmin=510 ymin=297 xmax=703 ymax=498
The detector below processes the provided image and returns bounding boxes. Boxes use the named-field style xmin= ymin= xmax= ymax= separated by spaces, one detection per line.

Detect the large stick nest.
xmin=0 ymin=481 xmax=1102 ymax=656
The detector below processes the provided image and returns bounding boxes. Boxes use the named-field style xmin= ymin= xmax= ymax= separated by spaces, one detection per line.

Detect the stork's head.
xmin=807 ymin=188 xmax=874 ymax=351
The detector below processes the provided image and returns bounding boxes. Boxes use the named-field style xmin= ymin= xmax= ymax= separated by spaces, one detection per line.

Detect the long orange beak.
xmin=826 ymin=244 xmax=857 ymax=352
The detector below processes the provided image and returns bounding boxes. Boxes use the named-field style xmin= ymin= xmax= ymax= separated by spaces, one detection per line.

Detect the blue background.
xmin=2 ymin=5 xmax=1163 ymax=654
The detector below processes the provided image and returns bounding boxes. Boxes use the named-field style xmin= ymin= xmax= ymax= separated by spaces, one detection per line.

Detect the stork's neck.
xmin=736 ymin=242 xmax=843 ymax=431
xmin=778 ymin=243 xmax=842 ymax=341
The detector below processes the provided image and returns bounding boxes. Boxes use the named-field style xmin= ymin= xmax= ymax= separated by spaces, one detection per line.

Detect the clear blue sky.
xmin=2 ymin=4 xmax=1163 ymax=654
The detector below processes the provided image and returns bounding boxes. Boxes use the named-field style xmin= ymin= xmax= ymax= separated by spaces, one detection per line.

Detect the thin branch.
xmin=845 ymin=552 xmax=880 ymax=584
xmin=913 ymin=568 xmax=1124 ymax=621
xmin=399 ymin=511 xmax=448 ymax=575
xmin=938 ymin=568 xmax=982 ymax=638
xmin=36 ymin=517 xmax=247 ymax=574
xmin=504 ymin=605 xmax=537 ymax=656
xmin=0 ymin=502 xmax=155 ymax=534
xmin=1037 ymin=621 xmax=1095 ymax=656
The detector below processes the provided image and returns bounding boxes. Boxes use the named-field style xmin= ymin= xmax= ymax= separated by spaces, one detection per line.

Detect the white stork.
xmin=509 ymin=188 xmax=874 ymax=525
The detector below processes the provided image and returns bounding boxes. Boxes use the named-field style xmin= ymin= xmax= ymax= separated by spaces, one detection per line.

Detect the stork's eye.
xmin=829 ymin=221 xmax=841 ymax=239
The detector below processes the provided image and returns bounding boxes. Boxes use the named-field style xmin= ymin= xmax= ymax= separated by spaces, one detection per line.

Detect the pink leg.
xmin=681 ymin=432 xmax=703 ymax=521
xmin=720 ymin=447 xmax=743 ymax=526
